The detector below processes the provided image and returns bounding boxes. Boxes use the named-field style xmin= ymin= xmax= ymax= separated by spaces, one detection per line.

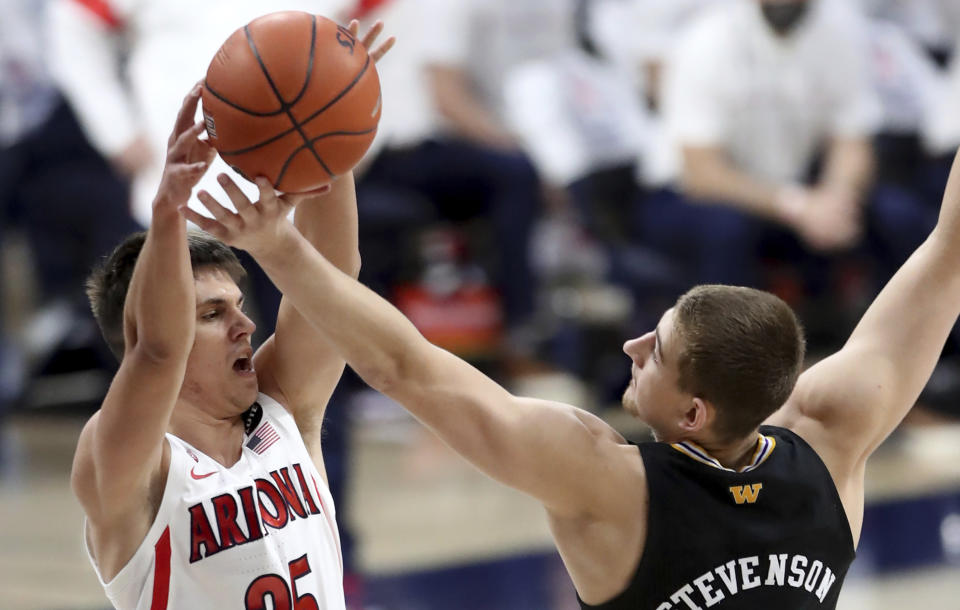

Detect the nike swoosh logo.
xmin=190 ymin=466 xmax=217 ymax=480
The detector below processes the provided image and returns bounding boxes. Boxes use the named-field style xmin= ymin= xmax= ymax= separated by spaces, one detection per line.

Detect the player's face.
xmin=621 ymin=309 xmax=692 ymax=440
xmin=181 ymin=269 xmax=258 ymax=413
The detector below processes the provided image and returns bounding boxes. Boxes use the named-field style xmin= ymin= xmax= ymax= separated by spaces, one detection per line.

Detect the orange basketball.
xmin=201 ymin=12 xmax=381 ymax=192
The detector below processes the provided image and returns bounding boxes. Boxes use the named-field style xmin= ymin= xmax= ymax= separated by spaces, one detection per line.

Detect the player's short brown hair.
xmin=86 ymin=230 xmax=245 ymax=360
xmin=672 ymin=285 xmax=805 ymax=441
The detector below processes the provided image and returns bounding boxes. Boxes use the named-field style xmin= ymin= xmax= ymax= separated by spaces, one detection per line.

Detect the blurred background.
xmin=1 ymin=0 xmax=959 ymax=608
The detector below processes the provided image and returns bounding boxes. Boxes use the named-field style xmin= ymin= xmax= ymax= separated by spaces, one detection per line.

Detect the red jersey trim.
xmin=71 ymin=0 xmax=123 ymax=28
xmin=150 ymin=527 xmax=172 ymax=610
xmin=349 ymin=0 xmax=394 ymax=20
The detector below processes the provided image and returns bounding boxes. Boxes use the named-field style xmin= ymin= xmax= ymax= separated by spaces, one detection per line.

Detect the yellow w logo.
xmin=729 ymin=483 xmax=763 ymax=504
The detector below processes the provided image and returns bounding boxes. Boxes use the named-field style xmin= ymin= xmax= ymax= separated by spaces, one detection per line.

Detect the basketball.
xmin=201 ymin=12 xmax=382 ymax=192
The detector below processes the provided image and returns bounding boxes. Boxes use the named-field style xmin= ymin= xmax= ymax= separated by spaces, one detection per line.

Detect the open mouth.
xmin=233 ymin=357 xmax=254 ymax=374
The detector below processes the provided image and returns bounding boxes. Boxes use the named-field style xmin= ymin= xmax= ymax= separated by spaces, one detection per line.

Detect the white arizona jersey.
xmin=86 ymin=393 xmax=344 ymax=610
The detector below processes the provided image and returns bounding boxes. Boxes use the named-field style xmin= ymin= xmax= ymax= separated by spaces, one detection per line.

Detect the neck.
xmin=169 ymin=402 xmax=247 ymax=467
xmin=694 ymin=432 xmax=761 ymax=471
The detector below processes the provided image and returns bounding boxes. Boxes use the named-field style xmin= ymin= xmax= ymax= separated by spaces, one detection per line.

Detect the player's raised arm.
xmin=72 ymin=85 xmax=215 ymax=526
xmin=772 ymin=147 xmax=960 ymax=485
xmin=249 ymin=20 xmax=394 ymax=449
xmin=183 ymin=180 xmax=634 ymax=518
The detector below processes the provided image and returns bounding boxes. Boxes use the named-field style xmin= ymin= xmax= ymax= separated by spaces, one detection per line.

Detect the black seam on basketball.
xmin=214 ymin=20 xmax=317 ymax=156
xmin=297 ymin=55 xmax=371 ymax=128
xmin=285 ymin=17 xmax=317 ymax=107
xmin=244 ymin=24 xmax=327 ymax=168
xmin=275 ymin=145 xmax=333 ymax=187
xmin=219 ymin=126 xmax=379 ymax=157
xmin=203 ymin=80 xmax=285 ymax=117
xmin=308 ymin=127 xmax=377 ymax=143
xmin=217 ymin=126 xmax=297 ymax=155
xmin=275 ymin=146 xmax=305 ymax=186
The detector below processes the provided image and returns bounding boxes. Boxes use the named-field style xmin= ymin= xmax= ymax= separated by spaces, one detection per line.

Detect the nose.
xmin=623 ymin=331 xmax=654 ymax=363
xmin=230 ymin=310 xmax=257 ymax=341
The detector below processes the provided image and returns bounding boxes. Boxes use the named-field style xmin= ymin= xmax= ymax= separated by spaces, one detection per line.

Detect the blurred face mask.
xmin=760 ymin=1 xmax=810 ymax=36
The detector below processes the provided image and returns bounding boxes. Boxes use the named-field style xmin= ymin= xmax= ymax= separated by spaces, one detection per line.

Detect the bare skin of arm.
xmin=247 ymin=21 xmax=394 ymax=475
xmin=71 ymin=85 xmax=215 ymax=579
xmin=183 ymin=177 xmax=648 ymax=604
xmin=767 ymin=147 xmax=960 ymax=545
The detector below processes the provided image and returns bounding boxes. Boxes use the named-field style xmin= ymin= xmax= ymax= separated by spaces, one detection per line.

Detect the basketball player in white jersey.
xmin=188 ymin=127 xmax=960 ymax=607
xmin=71 ymin=22 xmax=393 ymax=610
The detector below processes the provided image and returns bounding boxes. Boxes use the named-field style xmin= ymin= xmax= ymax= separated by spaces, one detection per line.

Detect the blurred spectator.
xmin=925 ymin=38 xmax=960 ymax=158
xmin=857 ymin=0 xmax=960 ymax=58
xmin=355 ymin=0 xmax=581 ymax=364
xmin=589 ymin=0 xmax=729 ymax=186
xmin=864 ymin=17 xmax=944 ymax=218
xmin=651 ymin=0 xmax=933 ymax=323
xmin=1 ymin=0 xmax=138 ymax=410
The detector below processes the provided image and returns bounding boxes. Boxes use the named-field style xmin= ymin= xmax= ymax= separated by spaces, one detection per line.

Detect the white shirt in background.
xmin=663 ymin=0 xmax=881 ymax=185
xmin=856 ymin=0 xmax=960 ymax=52
xmin=925 ymin=44 xmax=960 ymax=155
xmin=356 ymin=0 xmax=439 ymax=153
xmin=866 ymin=20 xmax=943 ymax=137
xmin=419 ymin=0 xmax=579 ymax=126
xmin=1 ymin=0 xmax=58 ymax=146
xmin=503 ymin=50 xmax=649 ymax=187
xmin=589 ymin=0 xmax=731 ymax=186
xmin=47 ymin=0 xmax=351 ymax=226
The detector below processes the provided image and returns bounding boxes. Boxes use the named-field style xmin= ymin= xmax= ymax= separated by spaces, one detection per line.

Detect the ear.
xmin=679 ymin=397 xmax=712 ymax=434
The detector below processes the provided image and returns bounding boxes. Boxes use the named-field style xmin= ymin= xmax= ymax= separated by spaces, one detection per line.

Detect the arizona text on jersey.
xmin=84 ymin=394 xmax=346 ymax=610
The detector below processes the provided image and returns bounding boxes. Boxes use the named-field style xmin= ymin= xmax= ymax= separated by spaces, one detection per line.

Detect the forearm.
xmin=125 ymin=204 xmax=195 ymax=359
xmin=820 ymin=137 xmax=874 ymax=199
xmin=680 ymin=147 xmax=787 ymax=222
xmin=293 ymin=173 xmax=360 ymax=277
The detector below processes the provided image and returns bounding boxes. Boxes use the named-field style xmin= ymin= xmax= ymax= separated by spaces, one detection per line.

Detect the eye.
xmin=201 ymin=310 xmax=220 ymax=320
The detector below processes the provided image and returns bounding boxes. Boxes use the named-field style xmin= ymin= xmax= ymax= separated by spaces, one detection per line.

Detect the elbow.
xmin=353 ymin=346 xmax=422 ymax=398
xmin=355 ymin=359 xmax=402 ymax=396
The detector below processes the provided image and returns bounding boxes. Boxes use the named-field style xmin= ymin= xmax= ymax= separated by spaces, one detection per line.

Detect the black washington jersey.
xmin=579 ymin=425 xmax=855 ymax=610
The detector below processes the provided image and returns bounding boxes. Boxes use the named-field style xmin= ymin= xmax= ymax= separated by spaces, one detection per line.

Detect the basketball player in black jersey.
xmin=187 ymin=143 xmax=960 ymax=608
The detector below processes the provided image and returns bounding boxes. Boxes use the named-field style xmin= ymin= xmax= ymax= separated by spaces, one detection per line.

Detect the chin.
xmin=232 ymin=383 xmax=259 ymax=409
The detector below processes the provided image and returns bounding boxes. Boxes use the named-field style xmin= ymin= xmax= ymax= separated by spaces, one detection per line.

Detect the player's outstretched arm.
xmin=251 ymin=20 xmax=395 ymax=453
xmin=771 ymin=147 xmax=960 ymax=488
xmin=183 ymin=180 xmax=634 ymax=518
xmin=72 ymin=85 xmax=215 ymax=527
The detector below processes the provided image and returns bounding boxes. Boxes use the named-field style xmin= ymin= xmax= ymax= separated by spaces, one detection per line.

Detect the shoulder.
xmin=73 ymin=411 xmax=172 ymax=515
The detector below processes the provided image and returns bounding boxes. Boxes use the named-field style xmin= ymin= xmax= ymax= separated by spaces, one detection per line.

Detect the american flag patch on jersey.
xmin=246 ymin=421 xmax=280 ymax=454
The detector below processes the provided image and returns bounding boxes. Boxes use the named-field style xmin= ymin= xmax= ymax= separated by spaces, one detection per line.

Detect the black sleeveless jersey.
xmin=579 ymin=425 xmax=855 ymax=610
